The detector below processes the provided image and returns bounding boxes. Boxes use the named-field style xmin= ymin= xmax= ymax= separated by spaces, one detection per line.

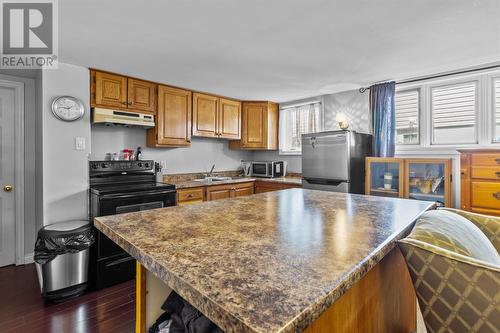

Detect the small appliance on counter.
xmin=250 ymin=161 xmax=286 ymax=178
xmin=89 ymin=160 xmax=176 ymax=289
xmin=301 ymin=130 xmax=372 ymax=193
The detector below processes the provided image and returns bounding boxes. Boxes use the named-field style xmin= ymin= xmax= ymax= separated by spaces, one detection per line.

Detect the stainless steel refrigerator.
xmin=302 ymin=130 xmax=372 ymax=193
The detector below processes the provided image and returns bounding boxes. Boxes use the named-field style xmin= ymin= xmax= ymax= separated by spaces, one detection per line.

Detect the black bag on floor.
xmin=34 ymin=221 xmax=95 ymax=264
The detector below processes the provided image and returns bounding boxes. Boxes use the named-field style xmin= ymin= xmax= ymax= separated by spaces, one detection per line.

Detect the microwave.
xmin=250 ymin=161 xmax=285 ymax=178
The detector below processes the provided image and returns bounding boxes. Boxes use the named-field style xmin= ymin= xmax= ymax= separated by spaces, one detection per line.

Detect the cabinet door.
xmin=128 ymin=78 xmax=157 ymax=113
xmin=193 ymin=93 xmax=218 ymax=137
xmin=206 ymin=187 xmax=232 ymax=201
xmin=404 ymin=159 xmax=452 ymax=207
xmin=218 ymin=98 xmax=241 ymax=139
xmin=153 ymin=85 xmax=192 ymax=146
xmin=233 ymin=183 xmax=255 ymax=197
xmin=94 ymin=71 xmax=128 ymax=108
xmin=241 ymin=102 xmax=266 ymax=148
xmin=365 ymin=158 xmax=404 ymax=198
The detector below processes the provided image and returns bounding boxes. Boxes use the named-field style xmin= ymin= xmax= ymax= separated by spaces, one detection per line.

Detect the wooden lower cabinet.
xmin=176 ymin=180 xmax=301 ymax=205
xmin=254 ymin=180 xmax=301 ymax=194
xmin=177 ymin=187 xmax=204 ymax=205
xmin=206 ymin=182 xmax=254 ymax=201
xmin=365 ymin=157 xmax=452 ymax=207
xmin=460 ymin=149 xmax=500 ymax=216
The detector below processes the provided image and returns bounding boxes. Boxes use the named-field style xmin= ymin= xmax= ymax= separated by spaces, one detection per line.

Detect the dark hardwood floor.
xmin=0 ymin=264 xmax=135 ymax=333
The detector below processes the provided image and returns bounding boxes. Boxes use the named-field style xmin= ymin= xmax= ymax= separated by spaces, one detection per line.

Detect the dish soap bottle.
xmin=136 ymin=147 xmax=143 ymax=161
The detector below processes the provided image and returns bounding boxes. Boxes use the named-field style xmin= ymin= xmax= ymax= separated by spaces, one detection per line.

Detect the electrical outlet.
xmin=75 ymin=137 xmax=86 ymax=150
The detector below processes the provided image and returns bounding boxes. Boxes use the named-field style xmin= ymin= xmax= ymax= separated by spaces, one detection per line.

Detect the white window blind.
xmin=494 ymin=78 xmax=500 ymax=142
xmin=431 ymin=81 xmax=477 ymax=144
xmin=279 ymin=102 xmax=321 ymax=154
xmin=395 ymin=90 xmax=419 ymax=144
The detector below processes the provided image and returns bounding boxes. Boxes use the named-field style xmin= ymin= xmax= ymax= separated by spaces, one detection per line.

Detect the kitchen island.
xmin=94 ymin=189 xmax=434 ymax=333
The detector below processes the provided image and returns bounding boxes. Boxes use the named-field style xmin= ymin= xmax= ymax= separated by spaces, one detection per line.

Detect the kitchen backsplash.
xmin=90 ymin=125 xmax=252 ymax=174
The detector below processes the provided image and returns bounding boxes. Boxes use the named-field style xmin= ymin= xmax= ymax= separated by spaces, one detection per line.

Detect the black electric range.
xmin=89 ymin=160 xmax=176 ymax=289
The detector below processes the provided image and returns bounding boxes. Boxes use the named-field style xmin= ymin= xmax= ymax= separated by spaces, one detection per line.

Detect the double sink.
xmin=194 ymin=176 xmax=246 ymax=183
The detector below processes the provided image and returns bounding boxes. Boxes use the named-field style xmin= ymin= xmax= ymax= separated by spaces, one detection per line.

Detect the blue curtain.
xmin=370 ymin=81 xmax=396 ymax=157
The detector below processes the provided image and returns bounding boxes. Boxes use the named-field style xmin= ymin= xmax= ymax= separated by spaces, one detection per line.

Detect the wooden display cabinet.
xmin=365 ymin=158 xmax=404 ymax=198
xmin=366 ymin=157 xmax=452 ymax=207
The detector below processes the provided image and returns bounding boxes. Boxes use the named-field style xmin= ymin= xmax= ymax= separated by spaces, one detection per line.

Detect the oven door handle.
xmin=100 ymin=189 xmax=176 ymax=200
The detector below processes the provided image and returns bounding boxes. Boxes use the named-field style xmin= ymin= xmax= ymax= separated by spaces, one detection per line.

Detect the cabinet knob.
xmin=496 ymin=158 xmax=500 ymax=165
xmin=122 ymin=101 xmax=127 ymax=105
xmin=493 ymin=192 xmax=500 ymax=200
xmin=187 ymin=194 xmax=193 ymax=198
xmin=3 ymin=184 xmax=13 ymax=192
xmin=496 ymin=171 xmax=500 ymax=178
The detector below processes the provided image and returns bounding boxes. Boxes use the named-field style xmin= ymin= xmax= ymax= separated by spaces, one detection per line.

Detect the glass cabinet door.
xmin=405 ymin=160 xmax=450 ymax=206
xmin=366 ymin=158 xmax=403 ymax=197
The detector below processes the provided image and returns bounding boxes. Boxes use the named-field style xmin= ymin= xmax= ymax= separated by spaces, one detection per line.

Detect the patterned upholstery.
xmin=398 ymin=209 xmax=500 ymax=333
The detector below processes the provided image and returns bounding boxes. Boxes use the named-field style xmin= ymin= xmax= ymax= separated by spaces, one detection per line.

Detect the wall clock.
xmin=51 ymin=96 xmax=85 ymax=121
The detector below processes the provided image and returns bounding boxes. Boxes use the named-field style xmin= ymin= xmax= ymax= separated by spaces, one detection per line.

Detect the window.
xmin=279 ymin=102 xmax=321 ymax=154
xmin=395 ymin=90 xmax=419 ymax=144
xmin=494 ymin=77 xmax=500 ymax=142
xmin=431 ymin=81 xmax=477 ymax=144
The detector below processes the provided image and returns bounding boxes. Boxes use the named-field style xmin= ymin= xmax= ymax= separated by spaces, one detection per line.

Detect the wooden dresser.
xmin=459 ymin=149 xmax=500 ymax=216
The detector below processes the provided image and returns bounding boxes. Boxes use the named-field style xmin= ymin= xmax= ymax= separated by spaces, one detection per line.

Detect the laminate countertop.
xmin=94 ymin=189 xmax=434 ymax=333
xmin=171 ymin=176 xmax=302 ymax=189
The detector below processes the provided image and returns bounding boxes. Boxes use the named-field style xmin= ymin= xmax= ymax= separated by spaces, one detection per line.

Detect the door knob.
xmin=3 ymin=185 xmax=13 ymax=192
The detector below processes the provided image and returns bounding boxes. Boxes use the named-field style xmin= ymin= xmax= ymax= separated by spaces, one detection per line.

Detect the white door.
xmin=0 ymin=85 xmax=17 ymax=267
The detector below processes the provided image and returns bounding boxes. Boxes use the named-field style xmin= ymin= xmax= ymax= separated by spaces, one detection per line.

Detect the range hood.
xmin=91 ymin=108 xmax=155 ymax=128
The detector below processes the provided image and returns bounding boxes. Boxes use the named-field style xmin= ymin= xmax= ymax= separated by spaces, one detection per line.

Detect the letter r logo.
xmin=2 ymin=2 xmax=53 ymax=54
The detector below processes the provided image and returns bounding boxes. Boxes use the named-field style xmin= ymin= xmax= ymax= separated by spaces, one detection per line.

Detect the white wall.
xmin=91 ymin=126 xmax=252 ymax=174
xmin=40 ymin=63 xmax=91 ymax=225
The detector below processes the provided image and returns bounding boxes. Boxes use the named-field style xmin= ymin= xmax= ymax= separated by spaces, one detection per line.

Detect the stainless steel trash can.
xmin=34 ymin=220 xmax=94 ymax=301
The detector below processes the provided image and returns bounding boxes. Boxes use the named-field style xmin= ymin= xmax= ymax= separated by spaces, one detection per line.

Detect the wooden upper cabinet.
xmin=192 ymin=93 xmax=218 ymax=137
xmin=230 ymin=101 xmax=278 ymax=150
xmin=93 ymin=71 xmax=127 ymax=108
xmin=91 ymin=70 xmax=157 ymax=114
xmin=219 ymin=98 xmax=241 ymax=139
xmin=147 ymin=85 xmax=192 ymax=147
xmin=127 ymin=78 xmax=157 ymax=113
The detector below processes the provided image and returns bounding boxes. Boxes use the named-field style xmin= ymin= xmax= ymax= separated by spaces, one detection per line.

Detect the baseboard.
xmin=24 ymin=252 xmax=34 ymax=264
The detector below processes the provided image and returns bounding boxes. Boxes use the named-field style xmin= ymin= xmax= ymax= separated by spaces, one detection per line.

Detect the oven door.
xmin=90 ymin=189 xmax=176 ymax=289
xmin=251 ymin=162 xmax=270 ymax=177
xmin=96 ymin=189 xmax=176 ymax=258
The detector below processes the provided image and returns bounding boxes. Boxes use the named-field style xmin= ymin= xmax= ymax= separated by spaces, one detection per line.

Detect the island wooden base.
xmin=304 ymin=247 xmax=416 ymax=333
xmin=136 ymin=247 xmax=416 ymax=333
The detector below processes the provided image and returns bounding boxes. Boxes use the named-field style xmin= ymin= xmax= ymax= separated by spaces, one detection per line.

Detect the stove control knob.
xmin=144 ymin=163 xmax=149 ymax=168
xmin=101 ymin=163 xmax=107 ymax=168
xmin=138 ymin=162 xmax=142 ymax=167
xmin=91 ymin=164 xmax=97 ymax=169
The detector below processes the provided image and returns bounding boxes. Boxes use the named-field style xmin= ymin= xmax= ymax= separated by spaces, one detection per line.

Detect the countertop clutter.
xmin=94 ymin=189 xmax=434 ymax=333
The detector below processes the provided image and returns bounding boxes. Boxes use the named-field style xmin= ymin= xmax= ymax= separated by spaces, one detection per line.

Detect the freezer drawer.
xmin=302 ymin=178 xmax=349 ymax=192
xmin=302 ymin=132 xmax=349 ymax=180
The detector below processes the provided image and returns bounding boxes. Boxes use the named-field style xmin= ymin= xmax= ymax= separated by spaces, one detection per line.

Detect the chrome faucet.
xmin=207 ymin=164 xmax=216 ymax=177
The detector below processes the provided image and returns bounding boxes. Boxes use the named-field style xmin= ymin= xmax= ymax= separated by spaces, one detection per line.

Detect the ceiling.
xmin=60 ymin=0 xmax=500 ymax=102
